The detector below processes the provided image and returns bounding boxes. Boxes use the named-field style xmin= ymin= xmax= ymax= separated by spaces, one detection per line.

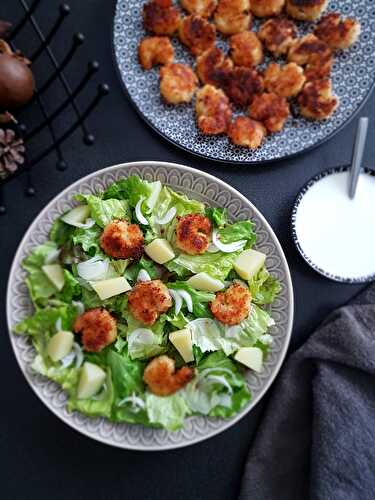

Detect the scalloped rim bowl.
xmin=6 ymin=162 xmax=294 ymax=450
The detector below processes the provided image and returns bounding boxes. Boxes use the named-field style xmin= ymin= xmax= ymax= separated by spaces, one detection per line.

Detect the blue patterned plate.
xmin=113 ymin=0 xmax=375 ymax=164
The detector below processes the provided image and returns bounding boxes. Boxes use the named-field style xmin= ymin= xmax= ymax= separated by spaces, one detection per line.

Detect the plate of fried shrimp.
xmin=7 ymin=161 xmax=293 ymax=449
xmin=113 ymin=0 xmax=375 ymax=164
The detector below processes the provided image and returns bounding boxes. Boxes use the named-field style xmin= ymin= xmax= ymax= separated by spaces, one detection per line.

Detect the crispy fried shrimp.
xmin=179 ymin=15 xmax=216 ymax=56
xmin=250 ymin=0 xmax=285 ymax=18
xmin=286 ymin=0 xmax=328 ymax=21
xmin=138 ymin=36 xmax=174 ymax=70
xmin=143 ymin=0 xmax=181 ymax=35
xmin=264 ymin=62 xmax=306 ymax=98
xmin=210 ymin=283 xmax=251 ymax=325
xmin=214 ymin=67 xmax=264 ymax=107
xmin=229 ymin=32 xmax=263 ymax=68
xmin=196 ymin=47 xmax=233 ymax=85
xmin=214 ymin=0 xmax=251 ymax=36
xmin=258 ymin=17 xmax=297 ymax=56
xmin=249 ymin=92 xmax=290 ymax=133
xmin=315 ymin=13 xmax=361 ymax=50
xmin=227 ymin=116 xmax=266 ymax=148
xmin=195 ymin=84 xmax=232 ymax=135
xmin=298 ymin=78 xmax=338 ymax=120
xmin=74 ymin=308 xmax=117 ymax=353
xmin=180 ymin=0 xmax=218 ymax=17
xmin=176 ymin=213 xmax=212 ymax=254
xmin=143 ymin=355 xmax=194 ymax=396
xmin=160 ymin=63 xmax=198 ymax=104
xmin=128 ymin=280 xmax=172 ymax=326
xmin=100 ymin=220 xmax=144 ymax=260
xmin=288 ymin=34 xmax=333 ymax=81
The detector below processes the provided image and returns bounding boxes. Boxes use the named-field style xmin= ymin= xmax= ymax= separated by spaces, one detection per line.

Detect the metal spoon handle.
xmin=348 ymin=117 xmax=369 ymax=199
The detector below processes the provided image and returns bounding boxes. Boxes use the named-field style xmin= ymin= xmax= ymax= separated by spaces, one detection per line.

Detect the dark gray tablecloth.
xmin=240 ymin=284 xmax=375 ymax=500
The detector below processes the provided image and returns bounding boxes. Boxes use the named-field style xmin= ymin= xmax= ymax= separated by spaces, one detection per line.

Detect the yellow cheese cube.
xmin=145 ymin=238 xmax=175 ymax=264
xmin=234 ymin=347 xmax=263 ymax=372
xmin=186 ymin=272 xmax=224 ymax=292
xmin=169 ymin=328 xmax=194 ymax=363
xmin=77 ymin=362 xmax=106 ymax=399
xmin=91 ymin=277 xmax=131 ymax=300
xmin=42 ymin=264 xmax=65 ymax=291
xmin=234 ymin=249 xmax=266 ymax=280
xmin=47 ymin=330 xmax=74 ymax=362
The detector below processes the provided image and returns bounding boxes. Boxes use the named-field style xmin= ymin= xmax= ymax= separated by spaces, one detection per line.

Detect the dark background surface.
xmin=0 ymin=1 xmax=373 ymax=499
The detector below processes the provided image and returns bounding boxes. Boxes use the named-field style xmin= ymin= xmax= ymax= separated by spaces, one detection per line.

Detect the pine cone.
xmin=0 ymin=128 xmax=25 ymax=179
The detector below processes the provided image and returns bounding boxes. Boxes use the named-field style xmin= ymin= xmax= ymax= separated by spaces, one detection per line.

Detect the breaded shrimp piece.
xmin=143 ymin=355 xmax=194 ymax=396
xmin=229 ymin=32 xmax=263 ymax=68
xmin=288 ymin=34 xmax=333 ymax=81
xmin=249 ymin=92 xmax=290 ymax=133
xmin=215 ymin=67 xmax=264 ymax=107
xmin=286 ymin=0 xmax=328 ymax=21
xmin=315 ymin=13 xmax=361 ymax=50
xmin=195 ymin=84 xmax=232 ymax=135
xmin=143 ymin=0 xmax=181 ymax=35
xmin=128 ymin=280 xmax=172 ymax=326
xmin=176 ymin=213 xmax=212 ymax=254
xmin=298 ymin=79 xmax=338 ymax=120
xmin=100 ymin=220 xmax=144 ymax=260
xmin=250 ymin=0 xmax=285 ymax=18
xmin=74 ymin=308 xmax=117 ymax=353
xmin=196 ymin=47 xmax=233 ymax=85
xmin=264 ymin=62 xmax=305 ymax=98
xmin=180 ymin=0 xmax=218 ymax=18
xmin=160 ymin=63 xmax=198 ymax=104
xmin=210 ymin=283 xmax=251 ymax=325
xmin=138 ymin=36 xmax=174 ymax=70
xmin=227 ymin=116 xmax=266 ymax=148
xmin=258 ymin=17 xmax=297 ymax=56
xmin=179 ymin=15 xmax=216 ymax=56
xmin=214 ymin=0 xmax=251 ymax=36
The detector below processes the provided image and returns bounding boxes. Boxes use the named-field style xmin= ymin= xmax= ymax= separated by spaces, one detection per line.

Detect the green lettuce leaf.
xmin=49 ymin=218 xmax=74 ymax=246
xmin=67 ymin=370 xmax=114 ymax=419
xmin=166 ymin=251 xmax=240 ymax=281
xmin=145 ymin=392 xmax=190 ymax=431
xmin=72 ymin=225 xmax=102 ymax=255
xmin=248 ymin=267 xmax=281 ymax=305
xmin=219 ymin=220 xmax=256 ymax=247
xmin=58 ymin=270 xmax=82 ymax=302
xmin=205 ymin=207 xmax=227 ymax=227
xmin=81 ymin=288 xmax=128 ymax=315
xmin=167 ymin=281 xmax=214 ymax=318
xmin=103 ymin=175 xmax=161 ymax=210
xmin=75 ymin=194 xmax=130 ymax=228
xmin=124 ymin=256 xmax=158 ymax=283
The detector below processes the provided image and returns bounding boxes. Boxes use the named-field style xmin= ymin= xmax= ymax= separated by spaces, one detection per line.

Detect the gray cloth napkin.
xmin=239 ymin=284 xmax=375 ymax=500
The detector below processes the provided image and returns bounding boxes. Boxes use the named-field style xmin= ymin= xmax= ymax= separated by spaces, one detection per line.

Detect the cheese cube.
xmin=47 ymin=330 xmax=74 ymax=362
xmin=42 ymin=264 xmax=65 ymax=291
xmin=187 ymin=272 xmax=224 ymax=292
xmin=91 ymin=277 xmax=131 ymax=300
xmin=234 ymin=249 xmax=266 ymax=280
xmin=169 ymin=328 xmax=194 ymax=363
xmin=77 ymin=362 xmax=106 ymax=399
xmin=234 ymin=347 xmax=263 ymax=372
xmin=145 ymin=238 xmax=175 ymax=264
xmin=61 ymin=205 xmax=90 ymax=227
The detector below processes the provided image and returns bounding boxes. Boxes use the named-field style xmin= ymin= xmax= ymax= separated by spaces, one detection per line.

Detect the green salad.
xmin=15 ymin=175 xmax=281 ymax=431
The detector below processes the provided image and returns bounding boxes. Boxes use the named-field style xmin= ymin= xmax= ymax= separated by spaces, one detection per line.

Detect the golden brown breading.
xmin=176 ymin=213 xmax=212 ymax=254
xmin=214 ymin=67 xmax=264 ymax=107
xmin=74 ymin=309 xmax=117 ymax=353
xmin=210 ymin=283 xmax=252 ymax=325
xmin=229 ymin=32 xmax=263 ymax=68
xmin=160 ymin=63 xmax=198 ymax=104
xmin=138 ymin=36 xmax=174 ymax=70
xmin=195 ymin=84 xmax=232 ymax=135
xmin=179 ymin=15 xmax=216 ymax=56
xmin=286 ymin=0 xmax=328 ymax=21
xmin=258 ymin=17 xmax=297 ymax=56
xmin=288 ymin=34 xmax=333 ymax=81
xmin=214 ymin=0 xmax=251 ymax=36
xmin=143 ymin=356 xmax=194 ymax=396
xmin=196 ymin=47 xmax=233 ymax=85
xmin=315 ymin=13 xmax=361 ymax=50
xmin=250 ymin=0 xmax=285 ymax=18
xmin=180 ymin=0 xmax=218 ymax=17
xmin=249 ymin=92 xmax=289 ymax=133
xmin=128 ymin=280 xmax=172 ymax=326
xmin=100 ymin=220 xmax=144 ymax=260
xmin=264 ymin=62 xmax=305 ymax=98
xmin=143 ymin=0 xmax=181 ymax=35
xmin=227 ymin=116 xmax=266 ymax=148
xmin=298 ymin=78 xmax=338 ymax=120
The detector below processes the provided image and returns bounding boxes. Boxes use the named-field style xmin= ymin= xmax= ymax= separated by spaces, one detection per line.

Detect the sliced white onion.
xmin=177 ymin=290 xmax=193 ymax=313
xmin=225 ymin=325 xmax=242 ymax=338
xmin=154 ymin=207 xmax=177 ymax=225
xmin=77 ymin=257 xmax=109 ymax=281
xmin=206 ymin=374 xmax=233 ymax=395
xmin=207 ymin=243 xmax=219 ymax=253
xmin=137 ymin=269 xmax=151 ymax=282
xmin=200 ymin=367 xmax=236 ymax=381
xmin=118 ymin=393 xmax=145 ymax=413
xmin=72 ymin=300 xmax=85 ymax=315
xmin=44 ymin=248 xmax=61 ymax=264
xmin=55 ymin=317 xmax=62 ymax=332
xmin=259 ymin=334 xmax=273 ymax=346
xmin=135 ymin=197 xmax=149 ymax=226
xmin=73 ymin=342 xmax=84 ymax=368
xmin=61 ymin=350 xmax=75 ymax=368
xmin=168 ymin=289 xmax=183 ymax=316
xmin=73 ymin=218 xmax=95 ymax=229
xmin=212 ymin=229 xmax=247 ymax=253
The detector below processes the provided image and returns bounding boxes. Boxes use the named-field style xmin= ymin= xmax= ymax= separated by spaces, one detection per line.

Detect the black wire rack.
xmin=0 ymin=0 xmax=110 ymax=214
